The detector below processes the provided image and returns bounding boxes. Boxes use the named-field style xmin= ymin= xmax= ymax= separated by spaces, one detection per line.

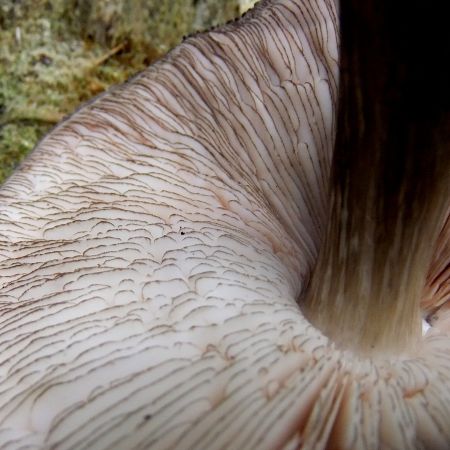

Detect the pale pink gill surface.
xmin=0 ymin=1 xmax=449 ymax=449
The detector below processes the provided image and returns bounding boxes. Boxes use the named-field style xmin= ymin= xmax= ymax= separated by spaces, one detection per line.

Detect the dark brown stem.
xmin=303 ymin=1 xmax=450 ymax=356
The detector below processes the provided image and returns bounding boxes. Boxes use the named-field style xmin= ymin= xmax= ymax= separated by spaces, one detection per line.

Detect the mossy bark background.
xmin=0 ymin=0 xmax=257 ymax=184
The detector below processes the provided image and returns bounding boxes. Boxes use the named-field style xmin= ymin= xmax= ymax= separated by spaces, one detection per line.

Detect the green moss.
xmin=0 ymin=123 xmax=50 ymax=182
xmin=0 ymin=0 xmax=242 ymax=185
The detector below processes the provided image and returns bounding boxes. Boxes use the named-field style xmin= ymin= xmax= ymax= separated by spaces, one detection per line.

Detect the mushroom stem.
xmin=303 ymin=1 xmax=450 ymax=356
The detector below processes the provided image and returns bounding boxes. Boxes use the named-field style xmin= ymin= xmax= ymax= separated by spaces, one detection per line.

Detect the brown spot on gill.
xmin=213 ymin=190 xmax=230 ymax=210
xmin=403 ymin=386 xmax=425 ymax=399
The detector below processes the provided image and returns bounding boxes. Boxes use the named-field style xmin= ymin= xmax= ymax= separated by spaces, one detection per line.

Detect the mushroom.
xmin=0 ymin=1 xmax=448 ymax=449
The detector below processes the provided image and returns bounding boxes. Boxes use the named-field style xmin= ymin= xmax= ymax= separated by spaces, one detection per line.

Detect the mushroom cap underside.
xmin=0 ymin=0 xmax=449 ymax=449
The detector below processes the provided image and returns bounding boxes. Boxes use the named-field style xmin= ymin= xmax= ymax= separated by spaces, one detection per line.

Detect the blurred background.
xmin=0 ymin=0 xmax=258 ymax=184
